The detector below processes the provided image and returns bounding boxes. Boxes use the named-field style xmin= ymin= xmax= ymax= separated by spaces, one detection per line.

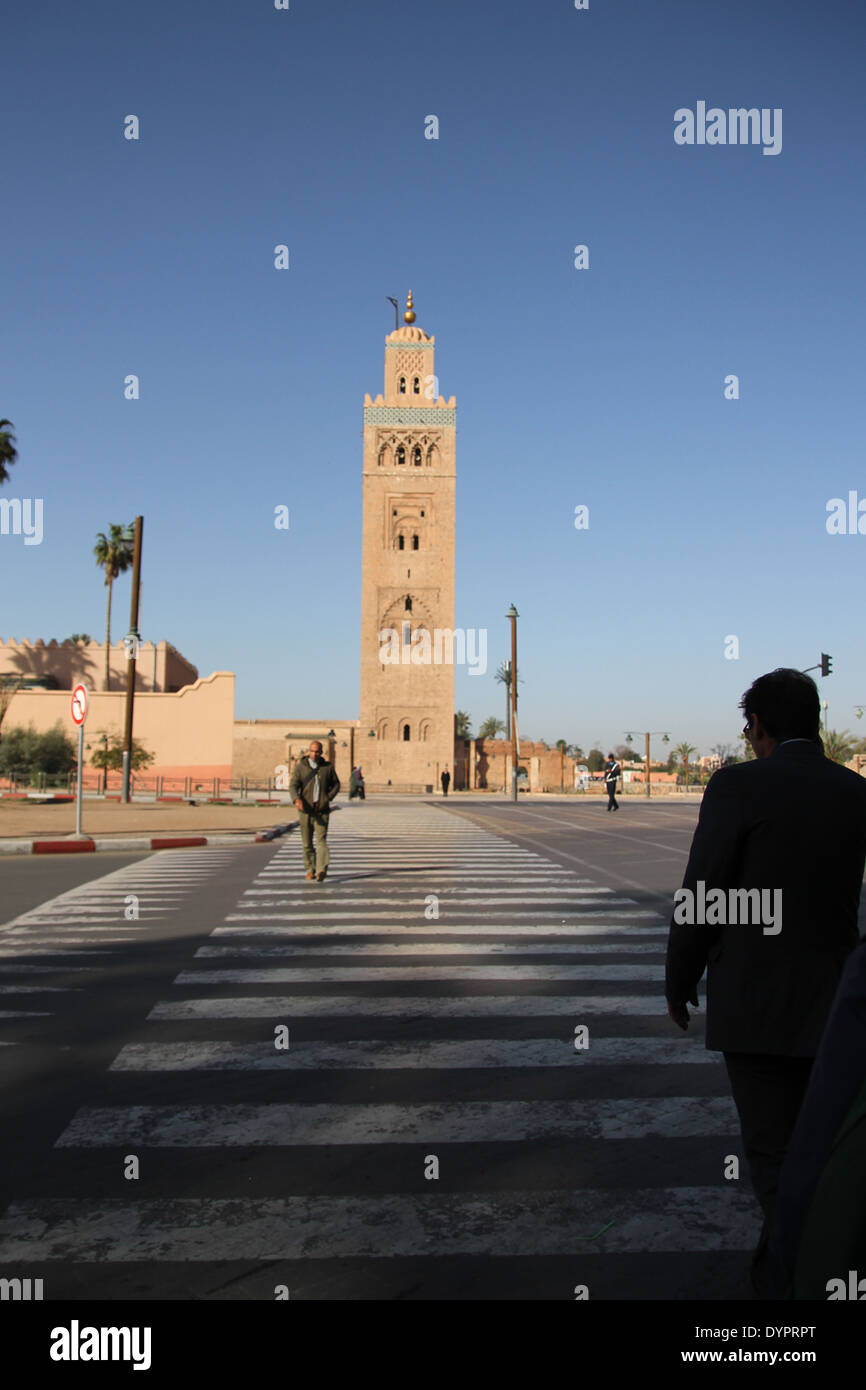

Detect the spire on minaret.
xmin=403 ymin=291 xmax=416 ymax=324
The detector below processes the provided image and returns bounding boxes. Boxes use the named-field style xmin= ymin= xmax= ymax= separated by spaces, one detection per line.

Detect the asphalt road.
xmin=0 ymin=799 xmax=815 ymax=1302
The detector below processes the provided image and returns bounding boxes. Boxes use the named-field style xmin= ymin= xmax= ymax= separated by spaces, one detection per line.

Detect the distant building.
xmin=358 ymin=292 xmax=457 ymax=790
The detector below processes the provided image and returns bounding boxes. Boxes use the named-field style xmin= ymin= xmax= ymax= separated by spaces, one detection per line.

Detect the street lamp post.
xmin=506 ymin=605 xmax=519 ymax=803
xmin=626 ymin=730 xmax=670 ymax=800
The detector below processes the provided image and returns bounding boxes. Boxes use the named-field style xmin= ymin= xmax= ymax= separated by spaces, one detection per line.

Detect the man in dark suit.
xmin=768 ymin=939 xmax=866 ymax=1297
xmin=665 ymin=668 xmax=866 ymax=1296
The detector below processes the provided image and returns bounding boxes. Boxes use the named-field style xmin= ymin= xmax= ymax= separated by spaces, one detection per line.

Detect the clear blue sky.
xmin=2 ymin=0 xmax=864 ymax=755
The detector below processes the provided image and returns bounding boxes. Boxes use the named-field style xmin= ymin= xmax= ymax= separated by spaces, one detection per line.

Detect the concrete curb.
xmin=0 ymin=825 xmax=295 ymax=856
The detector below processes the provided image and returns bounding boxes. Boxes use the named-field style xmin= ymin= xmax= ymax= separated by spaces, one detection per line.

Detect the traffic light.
xmin=820 ymin=653 xmax=833 ymax=677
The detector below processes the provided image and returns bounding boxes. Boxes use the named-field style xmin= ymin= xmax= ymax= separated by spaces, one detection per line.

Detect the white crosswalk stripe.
xmin=55 ymin=1096 xmax=736 ymax=1146
xmin=0 ymin=1188 xmax=759 ymax=1260
xmin=149 ymin=993 xmax=693 ymax=1019
xmin=110 ymin=1037 xmax=719 ymax=1070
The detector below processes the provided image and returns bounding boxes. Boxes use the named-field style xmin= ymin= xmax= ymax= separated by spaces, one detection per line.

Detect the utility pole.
xmin=506 ymin=606 xmax=519 ymax=803
xmin=121 ymin=515 xmax=143 ymax=804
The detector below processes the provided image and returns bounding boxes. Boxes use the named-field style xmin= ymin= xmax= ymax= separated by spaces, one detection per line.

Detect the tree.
xmin=89 ymin=731 xmax=155 ymax=772
xmin=821 ymin=729 xmax=856 ymax=765
xmin=0 ymin=723 xmax=76 ymax=783
xmin=454 ymin=710 xmax=472 ymax=739
xmin=614 ymin=743 xmax=633 ymax=764
xmin=0 ymin=418 xmax=18 ymax=485
xmin=94 ymin=524 xmax=134 ymax=691
xmin=478 ymin=716 xmax=505 ymax=739
xmin=66 ymin=634 xmax=93 ymax=645
xmin=674 ymin=741 xmax=697 ymax=786
xmin=711 ymin=742 xmax=735 ymax=767
xmin=0 ymin=677 xmax=22 ymax=744
xmin=587 ymin=748 xmax=605 ymax=773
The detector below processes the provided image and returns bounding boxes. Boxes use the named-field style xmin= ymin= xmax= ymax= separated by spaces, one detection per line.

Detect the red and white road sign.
xmin=71 ymin=683 xmax=89 ymax=726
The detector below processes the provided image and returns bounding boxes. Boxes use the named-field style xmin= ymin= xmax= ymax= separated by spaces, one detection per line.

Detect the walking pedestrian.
xmin=604 ymin=753 xmax=620 ymax=811
xmin=349 ymin=765 xmax=365 ymax=800
xmin=440 ymin=767 xmax=450 ymax=797
xmin=289 ymin=740 xmax=341 ymax=881
xmin=665 ymin=668 xmax=866 ymax=1297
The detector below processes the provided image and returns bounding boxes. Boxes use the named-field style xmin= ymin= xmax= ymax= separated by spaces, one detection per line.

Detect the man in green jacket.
xmin=288 ymin=740 xmax=340 ymax=881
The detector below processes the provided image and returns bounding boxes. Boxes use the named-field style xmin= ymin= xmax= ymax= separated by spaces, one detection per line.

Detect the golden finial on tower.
xmin=403 ymin=291 xmax=416 ymax=324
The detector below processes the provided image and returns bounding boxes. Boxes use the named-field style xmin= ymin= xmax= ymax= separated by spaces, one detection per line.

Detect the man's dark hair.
xmin=739 ymin=668 xmax=820 ymax=742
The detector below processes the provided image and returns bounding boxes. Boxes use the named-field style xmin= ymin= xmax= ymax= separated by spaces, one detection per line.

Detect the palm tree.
xmin=494 ymin=662 xmax=512 ymax=739
xmin=478 ymin=716 xmax=505 ymax=739
xmin=495 ymin=660 xmax=524 ymax=739
xmin=94 ymin=524 xmax=134 ymax=691
xmin=674 ymin=741 xmax=697 ymax=787
xmin=66 ymin=634 xmax=93 ymax=645
xmin=0 ymin=419 xmax=18 ymax=485
xmin=822 ymin=729 xmax=856 ymax=765
xmin=455 ymin=710 xmax=472 ymax=739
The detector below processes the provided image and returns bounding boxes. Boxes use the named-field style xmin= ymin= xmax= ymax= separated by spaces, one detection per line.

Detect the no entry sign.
xmin=71 ymin=683 xmax=88 ymax=726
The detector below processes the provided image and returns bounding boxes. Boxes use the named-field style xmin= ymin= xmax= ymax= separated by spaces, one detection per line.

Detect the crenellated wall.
xmin=1 ymin=671 xmax=234 ymax=778
xmin=0 ymin=637 xmax=198 ymax=693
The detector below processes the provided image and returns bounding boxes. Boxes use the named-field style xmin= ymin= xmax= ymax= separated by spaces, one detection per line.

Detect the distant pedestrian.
xmin=665 ymin=668 xmax=866 ymax=1297
xmin=289 ymin=740 xmax=340 ymax=881
xmin=441 ymin=767 xmax=450 ymax=796
xmin=349 ymin=765 xmax=365 ymax=800
xmin=604 ymin=753 xmax=620 ymax=811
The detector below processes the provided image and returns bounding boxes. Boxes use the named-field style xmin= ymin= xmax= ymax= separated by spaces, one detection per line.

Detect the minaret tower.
xmin=359 ymin=292 xmax=457 ymax=789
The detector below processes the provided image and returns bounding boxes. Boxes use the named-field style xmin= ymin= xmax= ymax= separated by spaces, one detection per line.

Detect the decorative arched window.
xmin=426 ymin=445 xmax=438 ymax=467
xmin=405 ymin=595 xmax=412 ymax=612
xmin=398 ymin=534 xmax=405 ymax=550
xmin=396 ymin=445 xmax=405 ymax=465
xmin=378 ymin=445 xmax=390 ymax=467
xmin=419 ymin=720 xmax=431 ymax=743
xmin=378 ymin=719 xmax=390 ymax=740
xmin=412 ymin=534 xmax=419 ymax=550
xmin=413 ymin=446 xmax=422 ymax=466
xmin=399 ymin=376 xmax=406 ymax=395
xmin=412 ymin=377 xmax=420 ymax=394
xmin=403 ymin=723 xmax=411 ymax=742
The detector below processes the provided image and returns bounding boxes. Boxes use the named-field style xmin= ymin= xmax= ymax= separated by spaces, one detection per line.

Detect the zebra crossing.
xmin=0 ymin=848 xmax=247 ymax=1032
xmin=0 ymin=804 xmax=757 ymax=1297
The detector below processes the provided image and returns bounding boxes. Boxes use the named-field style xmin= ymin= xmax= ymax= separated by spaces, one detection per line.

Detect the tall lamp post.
xmin=625 ymin=730 xmax=670 ymax=800
xmin=506 ymin=604 xmax=519 ymax=803
xmin=121 ymin=515 xmax=144 ymax=804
